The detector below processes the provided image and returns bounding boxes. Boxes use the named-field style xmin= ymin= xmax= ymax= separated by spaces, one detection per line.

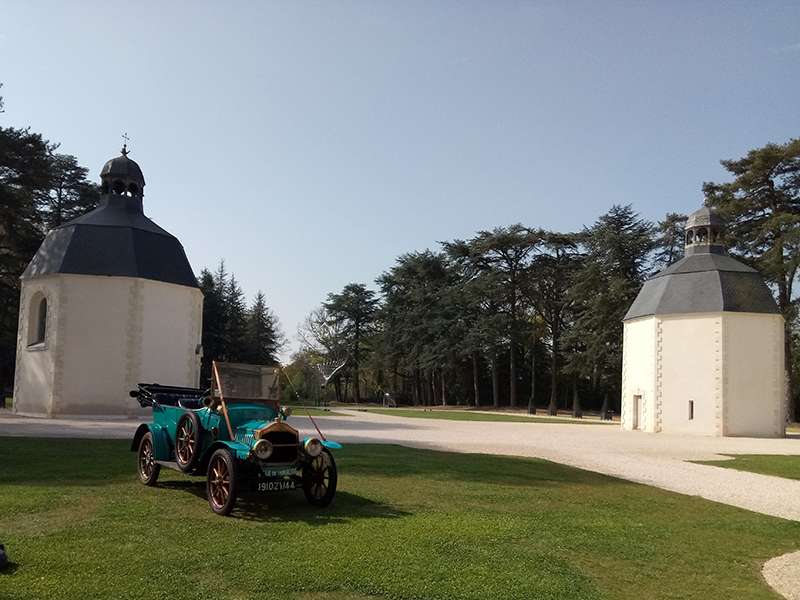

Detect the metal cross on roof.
xmin=121 ymin=133 xmax=130 ymax=156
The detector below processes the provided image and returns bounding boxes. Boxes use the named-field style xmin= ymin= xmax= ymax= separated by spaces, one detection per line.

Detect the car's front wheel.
xmin=302 ymin=449 xmax=337 ymax=507
xmin=175 ymin=411 xmax=203 ymax=473
xmin=206 ymin=448 xmax=239 ymax=516
xmin=137 ymin=431 xmax=160 ymax=486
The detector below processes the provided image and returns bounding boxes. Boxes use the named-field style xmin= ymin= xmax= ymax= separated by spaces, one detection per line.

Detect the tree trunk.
xmin=333 ymin=374 xmax=342 ymax=404
xmin=412 ymin=366 xmax=421 ymax=406
xmin=785 ymin=324 xmax=796 ymax=423
xmin=353 ymin=362 xmax=361 ymax=404
xmin=491 ymin=352 xmax=500 ymax=408
xmin=472 ymin=351 xmax=481 ymax=407
xmin=528 ymin=343 xmax=536 ymax=414
xmin=600 ymin=391 xmax=611 ymax=420
xmin=441 ymin=368 xmax=447 ymax=406
xmin=509 ymin=343 xmax=517 ymax=408
xmin=572 ymin=377 xmax=582 ymax=418
xmin=548 ymin=335 xmax=559 ymax=416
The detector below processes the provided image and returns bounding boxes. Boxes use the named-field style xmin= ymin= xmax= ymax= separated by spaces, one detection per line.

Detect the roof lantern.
xmin=684 ymin=205 xmax=725 ymax=256
xmin=99 ymin=139 xmax=145 ymax=199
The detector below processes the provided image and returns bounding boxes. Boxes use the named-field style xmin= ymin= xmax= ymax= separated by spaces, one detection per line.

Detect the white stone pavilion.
xmin=13 ymin=149 xmax=203 ymax=418
xmin=621 ymin=206 xmax=785 ymax=437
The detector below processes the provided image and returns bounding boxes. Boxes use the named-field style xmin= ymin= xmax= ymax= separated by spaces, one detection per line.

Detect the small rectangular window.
xmin=688 ymin=400 xmax=694 ymax=420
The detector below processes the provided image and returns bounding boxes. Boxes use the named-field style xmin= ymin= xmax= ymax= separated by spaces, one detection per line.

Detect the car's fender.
xmin=131 ymin=423 xmax=172 ymax=461
xmin=198 ymin=440 xmax=251 ymax=472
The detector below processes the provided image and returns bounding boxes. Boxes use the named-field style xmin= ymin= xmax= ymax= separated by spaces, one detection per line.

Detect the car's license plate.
xmin=258 ymin=479 xmax=296 ymax=492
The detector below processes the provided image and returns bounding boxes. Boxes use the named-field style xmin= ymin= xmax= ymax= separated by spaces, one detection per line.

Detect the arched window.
xmin=28 ymin=293 xmax=48 ymax=347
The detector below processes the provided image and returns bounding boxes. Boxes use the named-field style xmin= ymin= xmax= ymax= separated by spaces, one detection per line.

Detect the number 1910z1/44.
xmin=259 ymin=480 xmax=296 ymax=492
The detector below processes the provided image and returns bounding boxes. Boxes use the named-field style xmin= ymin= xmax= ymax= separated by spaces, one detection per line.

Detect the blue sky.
xmin=3 ymin=1 xmax=799 ymax=358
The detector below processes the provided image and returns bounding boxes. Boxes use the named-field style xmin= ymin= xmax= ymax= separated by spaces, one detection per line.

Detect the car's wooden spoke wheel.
xmin=207 ymin=449 xmax=239 ymax=516
xmin=302 ymin=449 xmax=337 ymax=507
xmin=175 ymin=411 xmax=202 ymax=473
xmin=137 ymin=431 xmax=160 ymax=486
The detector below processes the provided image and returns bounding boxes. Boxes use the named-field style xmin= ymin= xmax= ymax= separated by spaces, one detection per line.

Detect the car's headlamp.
xmin=253 ymin=439 xmax=273 ymax=460
xmin=281 ymin=406 xmax=292 ymax=419
xmin=304 ymin=437 xmax=323 ymax=457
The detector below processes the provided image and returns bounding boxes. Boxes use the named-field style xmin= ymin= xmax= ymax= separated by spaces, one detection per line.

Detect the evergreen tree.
xmin=444 ymin=225 xmax=538 ymax=407
xmin=198 ymin=267 xmax=224 ymax=384
xmin=43 ymin=153 xmax=101 ymax=229
xmin=0 ymin=114 xmax=97 ymax=392
xmin=377 ymin=250 xmax=466 ymax=406
xmin=323 ymin=283 xmax=378 ymax=403
xmin=703 ymin=138 xmax=800 ymax=421
xmin=244 ymin=291 xmax=285 ymax=365
xmin=199 ymin=261 xmax=285 ymax=381
xmin=525 ymin=231 xmax=581 ymax=415
xmin=653 ymin=212 xmax=687 ymax=268
xmin=564 ymin=205 xmax=656 ymax=415
xmin=224 ymin=274 xmax=248 ymax=361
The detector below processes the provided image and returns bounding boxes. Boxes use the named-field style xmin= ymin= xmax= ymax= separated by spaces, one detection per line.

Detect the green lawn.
xmin=363 ymin=407 xmax=609 ymax=424
xmin=694 ymin=454 xmax=800 ymax=481
xmin=1 ymin=439 xmax=798 ymax=600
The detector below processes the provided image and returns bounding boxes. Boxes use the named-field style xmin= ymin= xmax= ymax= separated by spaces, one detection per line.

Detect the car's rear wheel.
xmin=138 ymin=431 xmax=160 ymax=486
xmin=175 ymin=411 xmax=202 ymax=473
xmin=207 ymin=448 xmax=239 ymax=516
xmin=302 ymin=449 xmax=337 ymax=507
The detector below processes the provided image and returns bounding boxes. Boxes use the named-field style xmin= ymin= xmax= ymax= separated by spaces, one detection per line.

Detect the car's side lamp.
xmin=280 ymin=406 xmax=292 ymax=420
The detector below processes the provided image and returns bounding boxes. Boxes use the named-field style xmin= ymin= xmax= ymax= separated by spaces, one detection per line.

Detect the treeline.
xmin=293 ymin=138 xmax=800 ymax=421
xmin=292 ymin=206 xmax=673 ymax=414
xmin=0 ymin=88 xmax=100 ymax=391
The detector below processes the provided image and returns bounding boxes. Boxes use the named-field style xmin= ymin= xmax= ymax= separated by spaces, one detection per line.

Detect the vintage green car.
xmin=129 ymin=361 xmax=339 ymax=516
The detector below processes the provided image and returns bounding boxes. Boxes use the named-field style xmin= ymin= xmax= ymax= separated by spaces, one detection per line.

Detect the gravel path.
xmin=2 ymin=408 xmax=799 ymax=596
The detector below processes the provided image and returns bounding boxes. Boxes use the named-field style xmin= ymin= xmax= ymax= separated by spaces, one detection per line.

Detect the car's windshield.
xmin=214 ymin=362 xmax=280 ymax=400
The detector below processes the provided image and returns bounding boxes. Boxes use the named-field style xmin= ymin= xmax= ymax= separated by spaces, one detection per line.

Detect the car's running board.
xmin=156 ymin=460 xmax=182 ymax=472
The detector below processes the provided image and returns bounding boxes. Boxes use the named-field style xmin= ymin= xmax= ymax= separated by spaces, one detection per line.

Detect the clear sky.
xmin=3 ymin=1 xmax=799 ymax=359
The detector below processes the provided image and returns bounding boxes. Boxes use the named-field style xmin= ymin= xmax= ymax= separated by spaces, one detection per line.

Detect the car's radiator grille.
xmin=262 ymin=430 xmax=299 ymax=463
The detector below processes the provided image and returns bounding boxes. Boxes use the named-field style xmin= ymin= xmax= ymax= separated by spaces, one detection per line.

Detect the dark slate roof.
xmin=624 ymin=251 xmax=780 ymax=321
xmin=21 ymin=195 xmax=198 ymax=289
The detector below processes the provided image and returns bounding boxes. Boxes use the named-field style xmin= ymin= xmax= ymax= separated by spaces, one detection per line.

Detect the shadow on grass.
xmin=155 ymin=479 xmax=409 ymax=523
xmin=342 ymin=444 xmax=630 ymax=489
xmin=0 ymin=438 xmax=134 ymax=486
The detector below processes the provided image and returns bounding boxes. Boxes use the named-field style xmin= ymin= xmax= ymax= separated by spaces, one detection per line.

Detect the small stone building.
xmin=621 ymin=206 xmax=785 ymax=437
xmin=13 ymin=150 xmax=203 ymax=418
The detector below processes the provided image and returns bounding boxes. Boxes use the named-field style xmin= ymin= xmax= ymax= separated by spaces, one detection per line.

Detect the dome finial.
xmin=121 ymin=132 xmax=130 ymax=157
